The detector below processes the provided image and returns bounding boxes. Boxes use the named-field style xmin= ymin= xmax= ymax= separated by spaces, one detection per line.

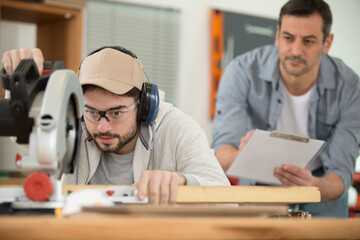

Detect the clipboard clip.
xmin=270 ymin=130 xmax=309 ymax=143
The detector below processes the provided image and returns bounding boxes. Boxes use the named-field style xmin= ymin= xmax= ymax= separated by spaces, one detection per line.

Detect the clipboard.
xmin=226 ymin=129 xmax=326 ymax=185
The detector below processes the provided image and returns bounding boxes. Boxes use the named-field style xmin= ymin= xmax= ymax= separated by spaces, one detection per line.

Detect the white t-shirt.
xmin=276 ymin=80 xmax=317 ymax=136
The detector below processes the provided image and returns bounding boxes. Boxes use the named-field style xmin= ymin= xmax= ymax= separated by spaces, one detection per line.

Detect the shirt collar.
xmin=317 ymin=54 xmax=336 ymax=94
xmin=259 ymin=46 xmax=281 ymax=90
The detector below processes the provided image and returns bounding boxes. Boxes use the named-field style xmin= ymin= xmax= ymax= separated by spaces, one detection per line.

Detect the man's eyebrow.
xmin=84 ymin=104 xmax=126 ymax=111
xmin=282 ymin=31 xmax=294 ymax=37
xmin=303 ymin=35 xmax=317 ymax=40
xmin=282 ymin=31 xmax=317 ymax=39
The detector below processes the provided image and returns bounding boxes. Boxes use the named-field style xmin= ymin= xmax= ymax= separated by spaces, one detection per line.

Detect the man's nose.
xmin=291 ymin=38 xmax=304 ymax=56
xmin=97 ymin=117 xmax=112 ymax=132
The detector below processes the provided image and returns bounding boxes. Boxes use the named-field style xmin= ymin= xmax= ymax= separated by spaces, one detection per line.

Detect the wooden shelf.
xmin=0 ymin=0 xmax=83 ymax=98
xmin=1 ymin=0 xmax=80 ymax=22
xmin=0 ymin=0 xmax=83 ymax=72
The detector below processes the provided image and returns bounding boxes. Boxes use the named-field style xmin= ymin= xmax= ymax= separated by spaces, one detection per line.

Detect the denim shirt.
xmin=211 ymin=45 xmax=360 ymax=217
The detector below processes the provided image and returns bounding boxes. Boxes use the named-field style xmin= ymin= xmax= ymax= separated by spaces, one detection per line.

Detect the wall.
xmin=0 ymin=20 xmax=36 ymax=57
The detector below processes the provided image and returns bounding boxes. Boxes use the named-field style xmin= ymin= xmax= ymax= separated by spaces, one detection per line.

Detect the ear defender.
xmin=80 ymin=45 xmax=160 ymax=125
xmin=137 ymin=82 xmax=159 ymax=125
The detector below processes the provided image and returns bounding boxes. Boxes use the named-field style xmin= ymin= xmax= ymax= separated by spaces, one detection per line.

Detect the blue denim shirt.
xmin=212 ymin=45 xmax=360 ymax=217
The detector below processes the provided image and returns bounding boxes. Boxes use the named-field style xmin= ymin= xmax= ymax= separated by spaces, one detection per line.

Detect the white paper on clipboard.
xmin=226 ymin=129 xmax=326 ymax=185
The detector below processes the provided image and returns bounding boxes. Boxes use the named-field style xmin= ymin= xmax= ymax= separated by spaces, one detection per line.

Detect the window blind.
xmin=86 ymin=0 xmax=180 ymax=105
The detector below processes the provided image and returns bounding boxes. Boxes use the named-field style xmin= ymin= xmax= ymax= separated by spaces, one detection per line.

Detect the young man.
xmin=212 ymin=0 xmax=360 ymax=217
xmin=2 ymin=46 xmax=229 ymax=205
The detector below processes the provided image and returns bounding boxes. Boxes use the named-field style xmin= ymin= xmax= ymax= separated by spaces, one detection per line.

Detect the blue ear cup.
xmin=137 ymin=82 xmax=159 ymax=125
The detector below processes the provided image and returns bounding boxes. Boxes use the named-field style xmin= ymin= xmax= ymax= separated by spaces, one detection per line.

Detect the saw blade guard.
xmin=38 ymin=70 xmax=83 ymax=172
xmin=19 ymin=70 xmax=84 ymax=174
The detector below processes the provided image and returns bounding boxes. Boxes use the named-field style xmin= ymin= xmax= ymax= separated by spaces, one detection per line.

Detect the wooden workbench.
xmin=0 ymin=180 xmax=358 ymax=239
xmin=1 ymin=213 xmax=359 ymax=240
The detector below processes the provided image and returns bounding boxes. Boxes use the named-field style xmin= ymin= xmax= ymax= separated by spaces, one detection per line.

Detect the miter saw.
xmin=0 ymin=59 xmax=83 ymax=213
xmin=0 ymin=60 xmax=147 ymax=214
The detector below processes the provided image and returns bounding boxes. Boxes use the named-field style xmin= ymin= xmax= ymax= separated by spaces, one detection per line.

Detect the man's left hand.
xmin=137 ymin=170 xmax=186 ymax=205
xmin=274 ymin=164 xmax=314 ymax=186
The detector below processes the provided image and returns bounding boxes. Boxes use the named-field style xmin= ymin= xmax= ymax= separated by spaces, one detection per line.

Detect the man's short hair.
xmin=279 ymin=0 xmax=332 ymax=42
xmin=82 ymin=85 xmax=140 ymax=101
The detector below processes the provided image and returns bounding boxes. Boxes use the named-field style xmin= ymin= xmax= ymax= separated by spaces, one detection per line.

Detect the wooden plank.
xmin=177 ymin=186 xmax=320 ymax=204
xmin=63 ymin=185 xmax=321 ymax=204
xmin=0 ymin=180 xmax=320 ymax=204
xmin=0 ymin=177 xmax=25 ymax=186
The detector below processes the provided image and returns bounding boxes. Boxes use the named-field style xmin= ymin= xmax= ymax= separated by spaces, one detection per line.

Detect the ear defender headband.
xmin=80 ymin=46 xmax=159 ymax=125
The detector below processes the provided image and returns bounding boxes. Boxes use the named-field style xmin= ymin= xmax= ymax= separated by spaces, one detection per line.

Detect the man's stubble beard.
xmin=282 ymin=55 xmax=308 ymax=77
xmin=281 ymin=49 xmax=322 ymax=78
xmin=91 ymin=124 xmax=138 ymax=153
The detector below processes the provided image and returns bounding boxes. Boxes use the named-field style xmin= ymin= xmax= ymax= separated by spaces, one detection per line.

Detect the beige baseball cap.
xmin=79 ymin=48 xmax=144 ymax=94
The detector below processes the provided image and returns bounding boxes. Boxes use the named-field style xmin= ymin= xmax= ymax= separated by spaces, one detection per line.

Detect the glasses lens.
xmin=84 ymin=100 xmax=138 ymax=124
xmin=107 ymin=110 xmax=125 ymax=123
xmin=84 ymin=109 xmax=100 ymax=122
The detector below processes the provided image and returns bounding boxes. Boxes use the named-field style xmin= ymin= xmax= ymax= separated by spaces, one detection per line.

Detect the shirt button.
xmin=266 ymin=124 xmax=271 ymax=129
xmin=277 ymin=99 xmax=282 ymax=103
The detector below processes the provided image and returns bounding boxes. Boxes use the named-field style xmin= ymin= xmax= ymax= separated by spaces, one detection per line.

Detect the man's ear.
xmin=275 ymin=25 xmax=280 ymax=47
xmin=323 ymin=33 xmax=334 ymax=54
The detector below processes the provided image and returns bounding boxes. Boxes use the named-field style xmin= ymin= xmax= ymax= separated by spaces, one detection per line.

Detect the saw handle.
xmin=1 ymin=61 xmax=65 ymax=90
xmin=0 ymin=60 xmax=65 ymax=143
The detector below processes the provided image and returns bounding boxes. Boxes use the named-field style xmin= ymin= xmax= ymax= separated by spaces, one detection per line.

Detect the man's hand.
xmin=137 ymin=170 xmax=186 ymax=205
xmin=274 ymin=164 xmax=314 ymax=186
xmin=215 ymin=129 xmax=255 ymax=172
xmin=238 ymin=129 xmax=255 ymax=152
xmin=274 ymin=164 xmax=344 ymax=201
xmin=1 ymin=48 xmax=44 ymax=75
